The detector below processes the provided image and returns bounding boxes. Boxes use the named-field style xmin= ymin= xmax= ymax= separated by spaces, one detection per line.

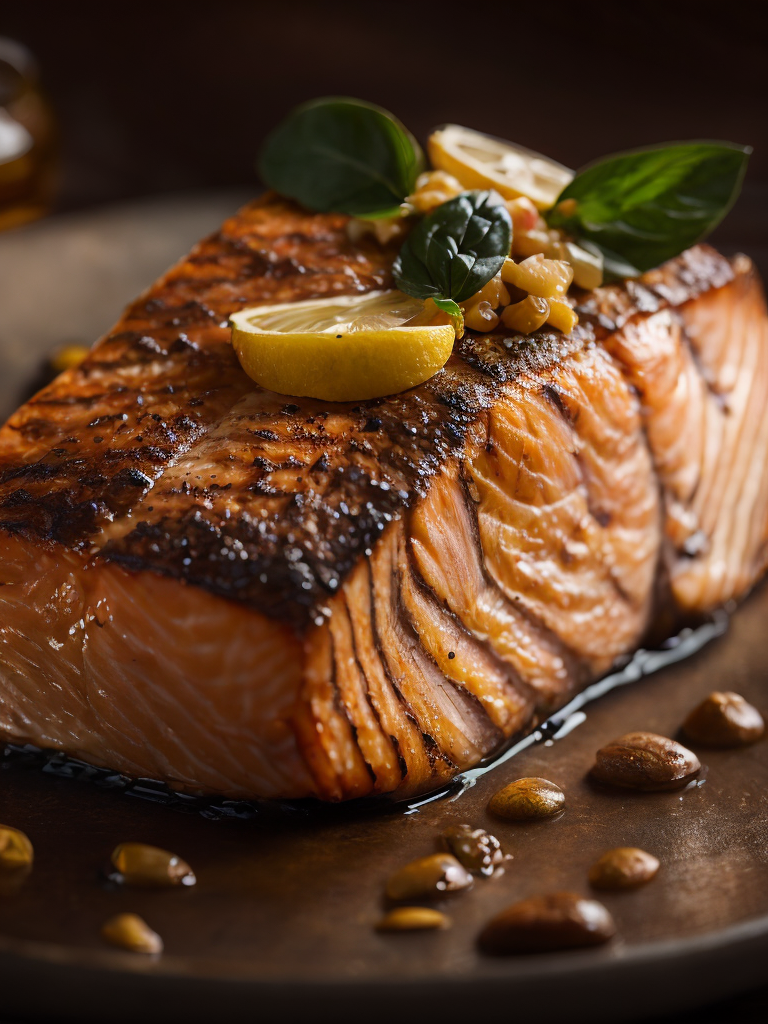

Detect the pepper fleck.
xmin=448 ymin=651 xmax=456 ymax=660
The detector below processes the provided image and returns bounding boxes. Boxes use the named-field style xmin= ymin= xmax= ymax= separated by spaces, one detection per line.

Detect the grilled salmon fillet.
xmin=1 ymin=195 xmax=767 ymax=801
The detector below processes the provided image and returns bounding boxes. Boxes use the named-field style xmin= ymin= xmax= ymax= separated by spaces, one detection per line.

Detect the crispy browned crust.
xmin=0 ymin=194 xmax=734 ymax=629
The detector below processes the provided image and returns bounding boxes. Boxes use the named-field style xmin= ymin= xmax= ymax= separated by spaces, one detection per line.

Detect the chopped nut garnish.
xmin=469 ymin=272 xmax=510 ymax=309
xmin=559 ymin=240 xmax=603 ymax=289
xmin=502 ymin=254 xmax=574 ymax=299
xmin=501 ymin=295 xmax=550 ymax=334
xmin=513 ymin=229 xmax=558 ymax=260
xmin=546 ymin=298 xmax=579 ymax=334
xmin=404 ymin=170 xmax=464 ymax=215
xmin=346 ymin=215 xmax=408 ymax=246
xmin=463 ymin=300 xmax=500 ymax=333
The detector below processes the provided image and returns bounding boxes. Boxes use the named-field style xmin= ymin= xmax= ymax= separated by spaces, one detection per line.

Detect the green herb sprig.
xmin=259 ymin=97 xmax=424 ymax=219
xmin=259 ymin=98 xmax=751 ymax=300
xmin=393 ymin=191 xmax=512 ymax=328
xmin=547 ymin=142 xmax=751 ymax=277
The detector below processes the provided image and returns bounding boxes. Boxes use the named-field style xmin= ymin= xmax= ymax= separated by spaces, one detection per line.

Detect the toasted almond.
xmin=377 ymin=907 xmax=451 ymax=932
xmin=101 ymin=913 xmax=163 ymax=954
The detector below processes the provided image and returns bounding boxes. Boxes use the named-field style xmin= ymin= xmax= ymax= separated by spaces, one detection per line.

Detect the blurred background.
xmin=1 ymin=0 xmax=767 ymax=260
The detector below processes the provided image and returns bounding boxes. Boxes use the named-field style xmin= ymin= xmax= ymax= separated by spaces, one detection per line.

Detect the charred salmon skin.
xmin=1 ymin=195 xmax=767 ymax=801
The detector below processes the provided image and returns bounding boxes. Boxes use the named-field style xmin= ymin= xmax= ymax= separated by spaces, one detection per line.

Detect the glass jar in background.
xmin=0 ymin=37 xmax=57 ymax=232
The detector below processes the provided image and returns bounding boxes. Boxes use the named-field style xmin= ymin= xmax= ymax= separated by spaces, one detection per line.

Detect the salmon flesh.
xmin=1 ymin=195 xmax=767 ymax=801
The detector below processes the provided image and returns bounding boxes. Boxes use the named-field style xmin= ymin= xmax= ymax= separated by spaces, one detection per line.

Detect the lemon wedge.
xmin=229 ymin=291 xmax=455 ymax=402
xmin=428 ymin=125 xmax=573 ymax=210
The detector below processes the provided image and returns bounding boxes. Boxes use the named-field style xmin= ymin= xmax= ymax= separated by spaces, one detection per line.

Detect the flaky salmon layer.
xmin=1 ymin=196 xmax=767 ymax=800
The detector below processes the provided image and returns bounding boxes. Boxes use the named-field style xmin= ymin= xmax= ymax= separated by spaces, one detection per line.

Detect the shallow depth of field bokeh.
xmin=3 ymin=0 xmax=766 ymax=274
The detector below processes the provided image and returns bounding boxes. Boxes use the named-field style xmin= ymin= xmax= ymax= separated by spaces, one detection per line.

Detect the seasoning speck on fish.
xmin=590 ymin=732 xmax=701 ymax=791
xmin=488 ymin=777 xmax=565 ymax=820
xmin=386 ymin=853 xmax=473 ymax=902
xmin=588 ymin=847 xmax=660 ymax=890
xmin=682 ymin=692 xmax=765 ymax=748
xmin=376 ymin=907 xmax=451 ymax=932
xmin=101 ymin=913 xmax=163 ymax=954
xmin=478 ymin=891 xmax=616 ymax=955
xmin=0 ymin=825 xmax=33 ymax=870
xmin=109 ymin=843 xmax=196 ymax=887
xmin=441 ymin=823 xmax=505 ymax=877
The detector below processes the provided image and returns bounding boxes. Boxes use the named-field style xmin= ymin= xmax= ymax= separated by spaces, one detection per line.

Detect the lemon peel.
xmin=428 ymin=125 xmax=573 ymax=211
xmin=230 ymin=290 xmax=455 ymax=402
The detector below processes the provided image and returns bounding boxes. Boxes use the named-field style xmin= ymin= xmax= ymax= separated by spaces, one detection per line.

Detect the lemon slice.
xmin=428 ymin=125 xmax=573 ymax=210
xmin=229 ymin=290 xmax=455 ymax=402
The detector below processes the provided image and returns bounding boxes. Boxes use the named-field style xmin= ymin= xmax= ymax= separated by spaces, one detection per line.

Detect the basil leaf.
xmin=547 ymin=141 xmax=750 ymax=276
xmin=259 ymin=97 xmax=424 ymax=219
xmin=393 ymin=191 xmax=512 ymax=304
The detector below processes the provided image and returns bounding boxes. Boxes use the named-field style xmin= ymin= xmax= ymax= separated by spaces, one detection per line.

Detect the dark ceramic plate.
xmin=1 ymin=197 xmax=767 ymax=1024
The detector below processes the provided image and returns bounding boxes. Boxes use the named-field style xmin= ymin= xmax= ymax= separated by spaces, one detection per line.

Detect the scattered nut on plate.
xmin=588 ymin=847 xmax=660 ymax=890
xmin=0 ymin=825 xmax=34 ymax=869
xmin=682 ymin=691 xmax=765 ymax=747
xmin=440 ymin=824 xmax=505 ymax=877
xmin=109 ymin=843 xmax=196 ymax=888
xmin=376 ymin=907 xmax=451 ymax=932
xmin=101 ymin=913 xmax=163 ymax=954
xmin=478 ymin=892 xmax=616 ymax=955
xmin=385 ymin=853 xmax=473 ymax=902
xmin=488 ymin=777 xmax=565 ymax=820
xmin=590 ymin=732 xmax=701 ymax=791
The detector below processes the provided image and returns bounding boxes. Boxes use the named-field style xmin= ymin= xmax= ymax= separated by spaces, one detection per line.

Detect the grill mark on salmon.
xmin=1 ymin=194 xmax=767 ymax=800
